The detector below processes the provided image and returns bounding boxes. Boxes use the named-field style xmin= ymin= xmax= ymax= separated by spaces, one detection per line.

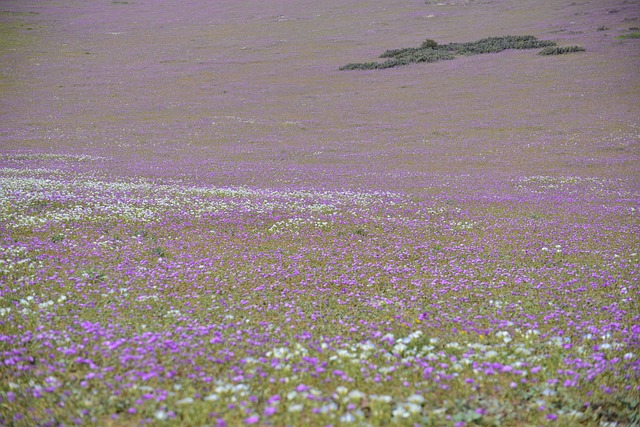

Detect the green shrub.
xmin=421 ymin=38 xmax=438 ymax=49
xmin=616 ymin=31 xmax=640 ymax=39
xmin=338 ymin=62 xmax=379 ymax=70
xmin=341 ymin=35 xmax=558 ymax=70
xmin=151 ymin=246 xmax=170 ymax=258
xmin=439 ymin=35 xmax=556 ymax=55
xmin=538 ymin=45 xmax=585 ymax=55
xmin=379 ymin=47 xmax=420 ymax=58
xmin=384 ymin=48 xmax=455 ymax=64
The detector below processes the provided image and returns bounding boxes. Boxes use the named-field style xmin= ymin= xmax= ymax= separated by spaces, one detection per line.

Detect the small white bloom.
xmin=154 ymin=410 xmax=168 ymax=420
xmin=176 ymin=397 xmax=194 ymax=405
xmin=407 ymin=394 xmax=425 ymax=404
xmin=408 ymin=330 xmax=423 ymax=340
xmin=318 ymin=403 xmax=338 ymax=413
xmin=406 ymin=402 xmax=422 ymax=414
xmin=340 ymin=413 xmax=356 ymax=423
xmin=370 ymin=394 xmax=392 ymax=403
xmin=287 ymin=403 xmax=303 ymax=412
xmin=392 ymin=343 xmax=407 ymax=355
xmin=347 ymin=390 xmax=365 ymax=400
xmin=392 ymin=406 xmax=410 ymax=418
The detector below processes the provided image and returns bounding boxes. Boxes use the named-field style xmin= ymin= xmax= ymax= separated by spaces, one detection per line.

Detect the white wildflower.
xmin=340 ymin=413 xmax=356 ymax=423
xmin=336 ymin=386 xmax=349 ymax=395
xmin=154 ymin=410 xmax=168 ymax=420
xmin=176 ymin=397 xmax=194 ymax=405
xmin=392 ymin=343 xmax=407 ymax=355
xmin=347 ymin=390 xmax=365 ymax=401
xmin=407 ymin=394 xmax=425 ymax=404
xmin=287 ymin=403 xmax=303 ymax=413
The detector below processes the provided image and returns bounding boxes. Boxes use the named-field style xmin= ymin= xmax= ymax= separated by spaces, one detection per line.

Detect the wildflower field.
xmin=1 ymin=0 xmax=639 ymax=426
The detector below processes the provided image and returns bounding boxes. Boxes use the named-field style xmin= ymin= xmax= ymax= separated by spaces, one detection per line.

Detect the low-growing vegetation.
xmin=340 ymin=35 xmax=557 ymax=70
xmin=0 ymin=161 xmax=638 ymax=426
xmin=616 ymin=31 xmax=640 ymax=39
xmin=538 ymin=45 xmax=586 ymax=55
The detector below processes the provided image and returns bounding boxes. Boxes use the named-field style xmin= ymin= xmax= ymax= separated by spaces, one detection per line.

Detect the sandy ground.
xmin=1 ymin=0 xmax=639 ymax=192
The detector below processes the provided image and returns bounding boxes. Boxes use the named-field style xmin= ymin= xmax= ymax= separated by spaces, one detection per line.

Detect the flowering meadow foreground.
xmin=1 ymin=0 xmax=640 ymax=425
xmin=0 ymin=154 xmax=638 ymax=426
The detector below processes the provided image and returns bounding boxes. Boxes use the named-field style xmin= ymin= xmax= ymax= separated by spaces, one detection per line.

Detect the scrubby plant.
xmin=438 ymin=35 xmax=556 ymax=55
xmin=538 ymin=45 xmax=585 ymax=55
xmin=616 ymin=31 xmax=640 ymax=39
xmin=420 ymin=38 xmax=438 ymax=49
xmin=50 ymin=233 xmax=65 ymax=243
xmin=340 ymin=48 xmax=455 ymax=70
xmin=151 ymin=246 xmax=170 ymax=258
xmin=339 ymin=61 xmax=380 ymax=70
xmin=380 ymin=47 xmax=420 ymax=58
xmin=341 ymin=35 xmax=557 ymax=70
xmin=379 ymin=49 xmax=455 ymax=67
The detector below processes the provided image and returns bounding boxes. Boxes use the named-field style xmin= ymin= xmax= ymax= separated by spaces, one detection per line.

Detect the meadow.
xmin=1 ymin=0 xmax=639 ymax=426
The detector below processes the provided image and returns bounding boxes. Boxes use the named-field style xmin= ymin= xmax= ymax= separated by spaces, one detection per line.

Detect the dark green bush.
xmin=387 ymin=48 xmax=455 ymax=63
xmin=439 ymin=35 xmax=555 ymax=55
xmin=421 ymin=39 xmax=438 ymax=49
xmin=341 ymin=35 xmax=558 ymax=70
xmin=339 ymin=62 xmax=380 ymax=70
xmin=538 ymin=45 xmax=585 ymax=55
xmin=379 ymin=47 xmax=420 ymax=58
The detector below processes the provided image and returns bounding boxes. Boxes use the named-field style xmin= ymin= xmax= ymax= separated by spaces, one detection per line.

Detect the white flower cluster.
xmin=267 ymin=216 xmax=331 ymax=234
xmin=516 ymin=175 xmax=608 ymax=192
xmin=0 ymin=245 xmax=39 ymax=275
xmin=392 ymin=330 xmax=423 ymax=356
xmin=392 ymin=394 xmax=426 ymax=419
xmin=0 ymin=169 xmax=413 ymax=233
